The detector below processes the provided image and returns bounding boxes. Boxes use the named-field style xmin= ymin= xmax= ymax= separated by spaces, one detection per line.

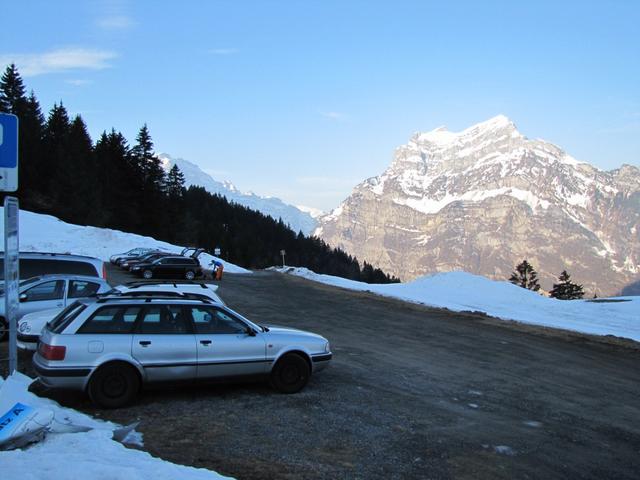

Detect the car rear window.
xmin=49 ymin=302 xmax=88 ymax=333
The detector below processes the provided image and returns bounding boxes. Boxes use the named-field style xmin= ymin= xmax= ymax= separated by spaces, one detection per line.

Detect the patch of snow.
xmin=0 ymin=209 xmax=252 ymax=275
xmin=0 ymin=374 xmax=232 ymax=479
xmin=523 ymin=421 xmax=543 ymax=428
xmin=494 ymin=445 xmax=516 ymax=456
xmin=271 ymin=268 xmax=640 ymax=342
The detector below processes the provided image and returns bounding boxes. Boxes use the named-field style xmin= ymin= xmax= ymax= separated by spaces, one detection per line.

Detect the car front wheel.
xmin=143 ymin=269 xmax=153 ymax=279
xmin=270 ymin=353 xmax=310 ymax=394
xmin=88 ymin=362 xmax=140 ymax=408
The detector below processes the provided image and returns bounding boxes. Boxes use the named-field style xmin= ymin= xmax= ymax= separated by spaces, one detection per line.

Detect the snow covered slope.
xmin=0 ymin=208 xmax=251 ymax=274
xmin=159 ymin=154 xmax=318 ymax=235
xmin=273 ymin=267 xmax=640 ymax=342
xmin=316 ymin=115 xmax=640 ymax=295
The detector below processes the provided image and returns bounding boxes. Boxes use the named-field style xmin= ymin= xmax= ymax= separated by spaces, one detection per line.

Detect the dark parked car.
xmin=120 ymin=252 xmax=173 ymax=270
xmin=131 ymin=256 xmax=203 ymax=280
xmin=110 ymin=248 xmax=156 ymax=265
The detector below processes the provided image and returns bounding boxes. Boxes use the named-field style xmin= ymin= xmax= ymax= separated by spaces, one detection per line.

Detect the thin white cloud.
xmin=97 ymin=15 xmax=135 ymax=29
xmin=320 ymin=111 xmax=345 ymax=120
xmin=65 ymin=79 xmax=93 ymax=86
xmin=0 ymin=48 xmax=117 ymax=77
xmin=209 ymin=48 xmax=239 ymax=55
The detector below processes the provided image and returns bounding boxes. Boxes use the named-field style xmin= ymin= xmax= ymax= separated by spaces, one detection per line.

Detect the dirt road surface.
xmin=4 ymin=266 xmax=640 ymax=479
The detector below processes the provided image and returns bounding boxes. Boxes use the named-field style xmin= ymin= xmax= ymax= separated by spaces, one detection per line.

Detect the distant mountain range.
xmin=315 ymin=115 xmax=640 ymax=296
xmin=159 ymin=153 xmax=319 ymax=235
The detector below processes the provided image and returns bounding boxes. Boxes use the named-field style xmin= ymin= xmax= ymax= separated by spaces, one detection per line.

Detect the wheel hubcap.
xmin=103 ymin=373 xmax=126 ymax=398
xmin=281 ymin=365 xmax=300 ymax=385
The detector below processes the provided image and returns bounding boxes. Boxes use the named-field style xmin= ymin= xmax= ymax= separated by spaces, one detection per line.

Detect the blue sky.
xmin=1 ymin=0 xmax=639 ymax=211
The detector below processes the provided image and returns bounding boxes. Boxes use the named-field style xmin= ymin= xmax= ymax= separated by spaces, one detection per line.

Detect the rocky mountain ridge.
xmin=315 ymin=115 xmax=640 ymax=295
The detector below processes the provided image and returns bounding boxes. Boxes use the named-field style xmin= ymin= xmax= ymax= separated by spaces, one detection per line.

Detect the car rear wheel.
xmin=185 ymin=270 xmax=195 ymax=280
xmin=270 ymin=353 xmax=310 ymax=394
xmin=88 ymin=362 xmax=140 ymax=408
xmin=143 ymin=269 xmax=153 ymax=279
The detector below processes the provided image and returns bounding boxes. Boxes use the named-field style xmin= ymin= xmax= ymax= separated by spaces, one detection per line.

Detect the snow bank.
xmin=273 ymin=268 xmax=640 ymax=342
xmin=0 ymin=374 xmax=232 ymax=479
xmin=0 ymin=208 xmax=251 ymax=274
xmin=1 ymin=429 xmax=232 ymax=480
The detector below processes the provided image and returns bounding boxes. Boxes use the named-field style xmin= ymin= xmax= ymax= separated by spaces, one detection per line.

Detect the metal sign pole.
xmin=4 ymin=197 xmax=19 ymax=374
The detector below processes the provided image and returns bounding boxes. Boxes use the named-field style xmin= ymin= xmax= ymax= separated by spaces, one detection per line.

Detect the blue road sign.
xmin=0 ymin=113 xmax=19 ymax=191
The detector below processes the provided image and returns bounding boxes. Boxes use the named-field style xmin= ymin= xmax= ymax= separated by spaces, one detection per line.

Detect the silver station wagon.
xmin=33 ymin=295 xmax=332 ymax=408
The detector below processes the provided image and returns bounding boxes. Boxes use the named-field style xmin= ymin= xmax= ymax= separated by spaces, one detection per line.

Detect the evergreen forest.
xmin=0 ymin=64 xmax=399 ymax=284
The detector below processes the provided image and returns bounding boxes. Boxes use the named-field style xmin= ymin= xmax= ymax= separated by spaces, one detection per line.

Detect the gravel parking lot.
xmin=3 ymin=266 xmax=640 ymax=479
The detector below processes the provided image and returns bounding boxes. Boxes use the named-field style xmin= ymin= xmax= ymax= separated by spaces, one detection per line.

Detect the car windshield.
xmin=48 ymin=301 xmax=87 ymax=333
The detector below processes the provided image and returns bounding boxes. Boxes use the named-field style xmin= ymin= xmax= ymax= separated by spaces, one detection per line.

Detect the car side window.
xmin=23 ymin=280 xmax=65 ymax=301
xmin=137 ymin=305 xmax=192 ymax=334
xmin=189 ymin=306 xmax=246 ymax=334
xmin=77 ymin=306 xmax=141 ymax=334
xmin=68 ymin=280 xmax=101 ymax=298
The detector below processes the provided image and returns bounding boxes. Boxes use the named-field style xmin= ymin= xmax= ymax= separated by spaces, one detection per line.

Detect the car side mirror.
xmin=19 ymin=293 xmax=28 ymax=302
xmin=245 ymin=327 xmax=256 ymax=337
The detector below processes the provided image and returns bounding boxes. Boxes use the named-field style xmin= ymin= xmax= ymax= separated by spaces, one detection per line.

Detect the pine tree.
xmin=550 ymin=270 xmax=584 ymax=300
xmin=131 ymin=124 xmax=166 ymax=236
xmin=40 ymin=102 xmax=71 ymax=206
xmin=0 ymin=64 xmax=26 ymax=114
xmin=509 ymin=259 xmax=541 ymax=292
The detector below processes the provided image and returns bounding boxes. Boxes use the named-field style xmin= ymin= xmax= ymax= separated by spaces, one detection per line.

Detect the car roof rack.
xmin=0 ymin=251 xmax=102 ymax=260
xmin=123 ymin=280 xmax=210 ymax=289
xmin=95 ymin=293 xmax=214 ymax=303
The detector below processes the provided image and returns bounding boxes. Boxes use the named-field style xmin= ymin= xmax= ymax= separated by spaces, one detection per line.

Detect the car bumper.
xmin=32 ymin=354 xmax=91 ymax=390
xmin=17 ymin=333 xmax=39 ymax=350
xmin=311 ymin=352 xmax=332 ymax=372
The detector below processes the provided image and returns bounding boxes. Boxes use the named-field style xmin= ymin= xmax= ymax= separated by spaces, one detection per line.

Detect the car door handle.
xmin=139 ymin=341 xmax=151 ymax=346
xmin=56 ymin=303 xmax=63 ymax=307
xmin=200 ymin=340 xmax=212 ymax=346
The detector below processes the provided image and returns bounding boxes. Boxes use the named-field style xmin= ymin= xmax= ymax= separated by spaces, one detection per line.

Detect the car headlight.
xmin=19 ymin=322 xmax=30 ymax=333
xmin=132 ymin=266 xmax=140 ymax=270
xmin=324 ymin=341 xmax=330 ymax=353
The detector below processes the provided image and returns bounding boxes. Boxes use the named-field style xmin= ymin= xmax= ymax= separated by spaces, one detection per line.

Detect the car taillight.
xmin=103 ymin=262 xmax=107 ymax=279
xmin=38 ymin=343 xmax=66 ymax=361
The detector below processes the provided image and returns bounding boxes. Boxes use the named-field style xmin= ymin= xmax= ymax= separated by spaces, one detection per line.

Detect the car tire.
xmin=88 ymin=362 xmax=140 ymax=409
xmin=143 ymin=269 xmax=153 ymax=279
xmin=270 ymin=353 xmax=310 ymax=394
xmin=0 ymin=317 xmax=7 ymax=342
xmin=185 ymin=270 xmax=195 ymax=280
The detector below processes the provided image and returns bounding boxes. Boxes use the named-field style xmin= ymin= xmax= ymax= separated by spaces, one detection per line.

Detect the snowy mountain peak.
xmin=413 ymin=114 xmax=520 ymax=149
xmin=317 ymin=116 xmax=640 ymax=295
xmin=157 ymin=153 xmax=317 ymax=235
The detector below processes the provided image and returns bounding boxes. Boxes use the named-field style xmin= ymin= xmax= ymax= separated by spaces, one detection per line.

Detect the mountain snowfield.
xmin=159 ymin=153 xmax=319 ymax=235
xmin=316 ymin=115 xmax=640 ymax=296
